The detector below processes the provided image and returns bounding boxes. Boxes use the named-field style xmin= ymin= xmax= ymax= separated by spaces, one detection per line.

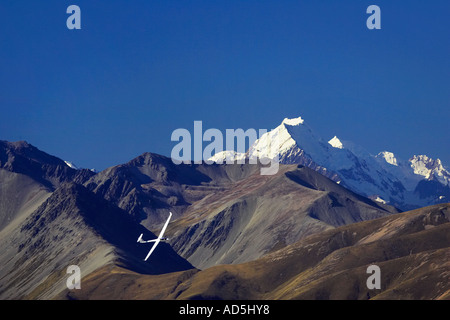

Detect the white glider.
xmin=137 ymin=212 xmax=172 ymax=261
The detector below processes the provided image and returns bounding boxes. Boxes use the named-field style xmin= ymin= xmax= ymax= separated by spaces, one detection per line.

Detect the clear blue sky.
xmin=0 ymin=0 xmax=449 ymax=170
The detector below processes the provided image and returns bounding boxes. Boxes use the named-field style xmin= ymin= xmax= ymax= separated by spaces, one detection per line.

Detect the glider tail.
xmin=137 ymin=234 xmax=159 ymax=243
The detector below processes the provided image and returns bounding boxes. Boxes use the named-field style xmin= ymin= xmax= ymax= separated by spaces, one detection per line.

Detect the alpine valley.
xmin=0 ymin=116 xmax=449 ymax=300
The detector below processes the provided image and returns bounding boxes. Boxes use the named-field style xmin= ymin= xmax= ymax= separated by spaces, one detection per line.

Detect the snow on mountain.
xmin=282 ymin=116 xmax=304 ymax=126
xmin=411 ymin=155 xmax=432 ymax=177
xmin=410 ymin=155 xmax=450 ymax=186
xmin=207 ymin=150 xmax=246 ymax=164
xmin=377 ymin=151 xmax=398 ymax=166
xmin=374 ymin=196 xmax=387 ymax=204
xmin=246 ymin=117 xmax=404 ymax=202
xmin=64 ymin=160 xmax=98 ymax=173
xmin=328 ymin=136 xmax=343 ymax=149
xmin=64 ymin=161 xmax=79 ymax=170
xmin=209 ymin=116 xmax=450 ymax=210
xmin=375 ymin=152 xmax=450 ymax=190
xmin=248 ymin=116 xmax=332 ymax=167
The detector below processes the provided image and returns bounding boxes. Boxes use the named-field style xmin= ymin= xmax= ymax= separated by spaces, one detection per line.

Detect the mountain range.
xmin=60 ymin=203 xmax=450 ymax=300
xmin=210 ymin=116 xmax=450 ymax=211
xmin=0 ymin=118 xmax=449 ymax=300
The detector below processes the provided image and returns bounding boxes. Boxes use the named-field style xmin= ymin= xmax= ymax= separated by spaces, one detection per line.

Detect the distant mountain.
xmin=0 ymin=140 xmax=94 ymax=233
xmin=210 ymin=117 xmax=450 ymax=210
xmin=0 ymin=140 xmax=95 ymax=189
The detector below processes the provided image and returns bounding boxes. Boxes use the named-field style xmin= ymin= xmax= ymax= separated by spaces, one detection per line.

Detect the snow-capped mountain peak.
xmin=209 ymin=115 xmax=450 ymax=210
xmin=410 ymin=155 xmax=450 ymax=186
xmin=377 ymin=151 xmax=398 ymax=166
xmin=246 ymin=116 xmax=330 ymax=168
xmin=328 ymin=136 xmax=344 ymax=149
xmin=282 ymin=116 xmax=304 ymax=126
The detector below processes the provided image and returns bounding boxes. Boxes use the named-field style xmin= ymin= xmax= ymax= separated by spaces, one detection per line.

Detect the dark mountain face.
xmin=0 ymin=182 xmax=193 ymax=299
xmin=415 ymin=179 xmax=450 ymax=201
xmin=0 ymin=140 xmax=95 ymax=189
xmin=0 ymin=140 xmax=96 ymax=233
xmin=83 ymin=152 xmax=217 ymax=229
xmin=0 ymin=169 xmax=51 ymax=232
xmin=82 ymin=152 xmax=264 ymax=230
xmin=0 ymin=142 xmax=196 ymax=299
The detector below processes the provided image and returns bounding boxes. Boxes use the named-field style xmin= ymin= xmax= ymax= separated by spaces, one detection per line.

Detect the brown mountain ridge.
xmin=61 ymin=203 xmax=450 ymax=300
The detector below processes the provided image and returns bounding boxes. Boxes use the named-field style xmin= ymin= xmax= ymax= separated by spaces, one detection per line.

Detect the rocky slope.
xmin=169 ymin=164 xmax=398 ymax=269
xmin=60 ymin=203 xmax=450 ymax=300
xmin=0 ymin=182 xmax=193 ymax=299
xmin=76 ymin=149 xmax=398 ymax=269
